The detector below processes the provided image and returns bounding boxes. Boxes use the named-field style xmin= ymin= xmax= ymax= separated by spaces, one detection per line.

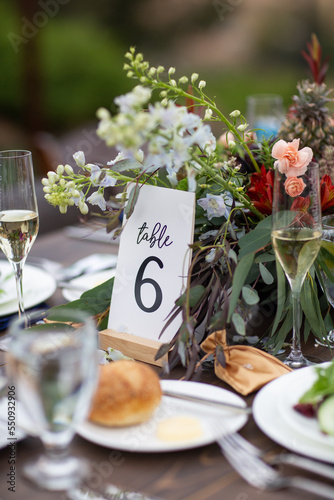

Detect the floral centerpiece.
xmin=43 ymin=35 xmax=334 ymax=375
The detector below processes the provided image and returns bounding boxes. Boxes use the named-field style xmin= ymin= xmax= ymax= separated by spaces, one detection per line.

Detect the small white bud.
xmin=191 ymin=73 xmax=199 ymax=83
xmin=168 ymin=67 xmax=175 ymax=75
xmin=198 ymin=80 xmax=206 ymax=89
xmin=178 ymin=76 xmax=188 ymax=84
xmin=237 ymin=123 xmax=248 ymax=132
xmin=57 ymin=164 xmax=64 ymax=175
xmin=204 ymin=109 xmax=213 ymax=120
xmin=65 ymin=165 xmax=74 ymax=175
xmin=230 ymin=110 xmax=241 ymax=118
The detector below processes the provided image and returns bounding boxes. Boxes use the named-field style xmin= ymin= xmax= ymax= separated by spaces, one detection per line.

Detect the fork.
xmin=227 ymin=432 xmax=334 ymax=481
xmin=217 ymin=433 xmax=334 ymax=499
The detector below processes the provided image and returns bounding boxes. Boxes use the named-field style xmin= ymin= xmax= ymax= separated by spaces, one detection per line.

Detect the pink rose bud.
xmin=284 ymin=176 xmax=306 ymax=197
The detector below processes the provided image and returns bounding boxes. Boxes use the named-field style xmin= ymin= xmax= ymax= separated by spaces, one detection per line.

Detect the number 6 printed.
xmin=134 ymin=256 xmax=163 ymax=313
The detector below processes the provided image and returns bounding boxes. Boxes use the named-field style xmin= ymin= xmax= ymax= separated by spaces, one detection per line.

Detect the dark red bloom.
xmin=247 ymin=165 xmax=274 ymax=215
xmin=320 ymin=174 xmax=334 ymax=213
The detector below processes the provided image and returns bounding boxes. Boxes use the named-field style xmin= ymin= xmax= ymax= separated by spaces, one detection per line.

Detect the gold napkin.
xmin=201 ymin=330 xmax=292 ymax=396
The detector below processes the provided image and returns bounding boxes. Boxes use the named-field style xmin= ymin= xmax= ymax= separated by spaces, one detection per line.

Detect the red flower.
xmin=320 ymin=174 xmax=334 ymax=213
xmin=247 ymin=165 xmax=274 ymax=215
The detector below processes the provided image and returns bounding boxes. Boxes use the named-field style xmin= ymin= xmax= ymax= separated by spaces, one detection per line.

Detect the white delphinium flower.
xmin=89 ymin=164 xmax=117 ymax=188
xmin=87 ymin=189 xmax=107 ymax=211
xmin=114 ymin=85 xmax=151 ymax=114
xmin=197 ymin=193 xmax=232 ymax=220
xmin=107 ymin=151 xmax=126 ymax=166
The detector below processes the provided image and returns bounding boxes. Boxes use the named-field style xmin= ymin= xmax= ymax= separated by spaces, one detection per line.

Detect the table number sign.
xmin=105 ymin=184 xmax=195 ymax=357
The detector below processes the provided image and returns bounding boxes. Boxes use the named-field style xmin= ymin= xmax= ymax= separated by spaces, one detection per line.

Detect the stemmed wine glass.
xmin=0 ymin=150 xmax=39 ymax=316
xmin=315 ymin=215 xmax=334 ymax=347
xmin=271 ymin=161 xmax=322 ymax=368
xmin=6 ymin=308 xmax=98 ymax=491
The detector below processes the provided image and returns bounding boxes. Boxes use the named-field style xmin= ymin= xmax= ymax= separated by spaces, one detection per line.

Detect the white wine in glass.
xmin=0 ymin=150 xmax=39 ymax=316
xmin=272 ymin=161 xmax=322 ymax=368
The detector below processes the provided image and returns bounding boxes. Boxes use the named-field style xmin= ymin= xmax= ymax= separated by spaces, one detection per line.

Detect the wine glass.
xmin=0 ymin=150 xmax=39 ymax=316
xmin=271 ymin=161 xmax=322 ymax=368
xmin=315 ymin=214 xmax=334 ymax=347
xmin=6 ymin=308 xmax=98 ymax=491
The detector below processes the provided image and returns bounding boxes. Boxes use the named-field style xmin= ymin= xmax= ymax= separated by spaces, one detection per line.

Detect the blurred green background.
xmin=1 ymin=0 xmax=334 ymax=174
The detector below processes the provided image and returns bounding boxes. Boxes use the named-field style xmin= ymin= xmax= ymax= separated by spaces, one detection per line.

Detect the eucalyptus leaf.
xmin=231 ymin=312 xmax=246 ymax=336
xmin=175 ymin=285 xmax=206 ymax=308
xmin=271 ymin=259 xmax=286 ymax=337
xmin=228 ymin=252 xmax=254 ymax=322
xmin=124 ymin=184 xmax=140 ymax=218
xmin=259 ymin=262 xmax=274 ymax=285
xmin=48 ymin=278 xmax=114 ymax=329
xmin=238 ymin=229 xmax=271 ymax=259
xmin=254 ymin=252 xmax=276 ymax=263
xmin=110 ymin=158 xmax=143 ymax=173
xmin=242 ymin=285 xmax=259 ymax=305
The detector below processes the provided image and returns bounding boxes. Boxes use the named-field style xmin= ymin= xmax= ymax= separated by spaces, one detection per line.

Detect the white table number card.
xmin=108 ymin=184 xmax=196 ymax=342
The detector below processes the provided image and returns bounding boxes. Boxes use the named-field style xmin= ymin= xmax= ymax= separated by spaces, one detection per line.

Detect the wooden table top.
xmin=0 ymin=226 xmax=333 ymax=500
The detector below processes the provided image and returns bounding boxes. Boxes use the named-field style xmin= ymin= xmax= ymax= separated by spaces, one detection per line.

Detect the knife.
xmin=269 ymin=452 xmax=334 ymax=481
xmin=162 ymin=389 xmax=252 ymax=414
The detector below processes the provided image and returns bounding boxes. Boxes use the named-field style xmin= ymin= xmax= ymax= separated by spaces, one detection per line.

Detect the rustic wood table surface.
xmin=0 ymin=226 xmax=333 ymax=500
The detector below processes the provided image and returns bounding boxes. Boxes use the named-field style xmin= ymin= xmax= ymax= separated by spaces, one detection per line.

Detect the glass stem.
xmin=12 ymin=262 xmax=25 ymax=316
xmin=290 ymin=289 xmax=302 ymax=359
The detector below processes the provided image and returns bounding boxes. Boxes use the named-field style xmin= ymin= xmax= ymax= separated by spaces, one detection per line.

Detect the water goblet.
xmin=246 ymin=94 xmax=283 ymax=140
xmin=6 ymin=308 xmax=98 ymax=491
xmin=315 ymin=214 xmax=334 ymax=347
xmin=0 ymin=150 xmax=39 ymax=316
xmin=271 ymin=161 xmax=322 ymax=368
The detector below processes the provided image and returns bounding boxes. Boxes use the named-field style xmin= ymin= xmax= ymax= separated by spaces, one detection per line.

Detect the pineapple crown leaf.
xmin=301 ymin=33 xmax=330 ymax=84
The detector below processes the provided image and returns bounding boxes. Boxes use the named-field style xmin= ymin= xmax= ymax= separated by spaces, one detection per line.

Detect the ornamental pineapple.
xmin=279 ymin=79 xmax=334 ymax=160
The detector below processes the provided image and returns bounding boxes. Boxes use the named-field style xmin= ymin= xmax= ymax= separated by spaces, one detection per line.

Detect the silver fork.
xmin=225 ymin=432 xmax=334 ymax=481
xmin=217 ymin=433 xmax=334 ymax=499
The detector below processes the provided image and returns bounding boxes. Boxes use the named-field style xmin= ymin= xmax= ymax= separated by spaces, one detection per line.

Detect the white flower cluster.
xmin=97 ymin=85 xmax=216 ymax=191
xmin=42 ymin=153 xmax=117 ymax=214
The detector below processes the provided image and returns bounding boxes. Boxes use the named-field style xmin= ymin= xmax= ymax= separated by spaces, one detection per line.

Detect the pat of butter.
xmin=156 ymin=415 xmax=203 ymax=442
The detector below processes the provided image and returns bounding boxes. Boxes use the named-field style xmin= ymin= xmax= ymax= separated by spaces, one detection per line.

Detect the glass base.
xmin=279 ymin=349 xmax=323 ymax=369
xmin=23 ymin=454 xmax=89 ymax=491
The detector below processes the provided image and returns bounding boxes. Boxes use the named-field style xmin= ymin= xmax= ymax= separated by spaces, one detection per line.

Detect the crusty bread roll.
xmin=89 ymin=360 xmax=162 ymax=427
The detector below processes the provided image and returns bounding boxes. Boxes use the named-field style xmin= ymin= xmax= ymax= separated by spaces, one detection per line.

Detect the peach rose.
xmin=272 ymin=139 xmax=313 ymax=177
xmin=284 ymin=176 xmax=306 ymax=197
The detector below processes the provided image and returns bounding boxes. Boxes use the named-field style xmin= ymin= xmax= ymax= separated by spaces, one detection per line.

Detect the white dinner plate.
xmin=253 ymin=363 xmax=334 ymax=464
xmin=62 ymin=269 xmax=116 ymax=302
xmin=77 ymin=380 xmax=249 ymax=453
xmin=0 ymin=261 xmax=57 ymax=317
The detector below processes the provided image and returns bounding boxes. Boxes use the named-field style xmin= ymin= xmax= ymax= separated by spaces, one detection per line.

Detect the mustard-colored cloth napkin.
xmin=201 ymin=330 xmax=292 ymax=396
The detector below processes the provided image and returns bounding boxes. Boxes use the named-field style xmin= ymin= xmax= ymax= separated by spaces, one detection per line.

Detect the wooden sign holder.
xmin=98 ymin=329 xmax=169 ymax=367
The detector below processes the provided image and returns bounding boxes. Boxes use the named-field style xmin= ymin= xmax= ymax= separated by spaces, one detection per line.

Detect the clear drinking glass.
xmin=246 ymin=94 xmax=284 ymax=140
xmin=0 ymin=150 xmax=39 ymax=316
xmin=6 ymin=308 xmax=98 ymax=490
xmin=271 ymin=161 xmax=322 ymax=368
xmin=316 ymin=215 xmax=334 ymax=347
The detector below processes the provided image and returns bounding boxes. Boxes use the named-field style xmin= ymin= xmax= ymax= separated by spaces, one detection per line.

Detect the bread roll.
xmin=89 ymin=360 xmax=162 ymax=427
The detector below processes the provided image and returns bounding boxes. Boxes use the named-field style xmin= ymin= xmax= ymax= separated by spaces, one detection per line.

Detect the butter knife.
xmin=162 ymin=389 xmax=252 ymax=414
